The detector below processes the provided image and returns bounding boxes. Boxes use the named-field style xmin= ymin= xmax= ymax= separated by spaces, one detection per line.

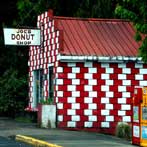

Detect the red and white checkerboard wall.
xmin=56 ymin=62 xmax=147 ymax=134
xmin=28 ymin=10 xmax=147 ymax=134
xmin=28 ymin=10 xmax=60 ymax=108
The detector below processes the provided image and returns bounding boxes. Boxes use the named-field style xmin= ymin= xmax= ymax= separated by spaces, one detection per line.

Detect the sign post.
xmin=3 ymin=28 xmax=41 ymax=46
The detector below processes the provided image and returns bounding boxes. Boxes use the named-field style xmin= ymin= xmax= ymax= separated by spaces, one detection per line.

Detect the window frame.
xmin=33 ymin=69 xmax=43 ymax=107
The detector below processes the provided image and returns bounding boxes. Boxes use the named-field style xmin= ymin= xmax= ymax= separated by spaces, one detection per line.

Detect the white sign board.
xmin=133 ymin=126 xmax=139 ymax=138
xmin=3 ymin=28 xmax=41 ymax=46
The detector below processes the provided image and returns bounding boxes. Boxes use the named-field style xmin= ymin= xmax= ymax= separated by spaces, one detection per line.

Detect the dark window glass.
xmin=49 ymin=66 xmax=54 ymax=100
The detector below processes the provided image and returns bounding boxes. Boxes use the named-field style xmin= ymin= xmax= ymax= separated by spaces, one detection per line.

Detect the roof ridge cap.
xmin=54 ymin=16 xmax=129 ymax=22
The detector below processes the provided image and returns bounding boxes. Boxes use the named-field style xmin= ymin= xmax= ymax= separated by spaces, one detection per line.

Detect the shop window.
xmin=33 ymin=69 xmax=43 ymax=107
xmin=49 ymin=66 xmax=54 ymax=101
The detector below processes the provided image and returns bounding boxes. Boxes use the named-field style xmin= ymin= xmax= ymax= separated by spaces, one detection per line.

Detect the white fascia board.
xmin=58 ymin=55 xmax=143 ymax=63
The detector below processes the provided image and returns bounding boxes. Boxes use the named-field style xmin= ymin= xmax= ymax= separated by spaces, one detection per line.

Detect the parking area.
xmin=0 ymin=118 xmax=137 ymax=147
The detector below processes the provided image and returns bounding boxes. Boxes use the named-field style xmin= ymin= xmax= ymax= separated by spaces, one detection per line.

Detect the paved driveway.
xmin=0 ymin=117 xmax=138 ymax=147
xmin=30 ymin=130 xmax=138 ymax=147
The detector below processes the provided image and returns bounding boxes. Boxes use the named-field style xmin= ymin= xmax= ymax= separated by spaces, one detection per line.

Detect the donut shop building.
xmin=27 ymin=10 xmax=147 ymax=134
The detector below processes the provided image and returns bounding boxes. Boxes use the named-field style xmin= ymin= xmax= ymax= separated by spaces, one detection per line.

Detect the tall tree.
xmin=115 ymin=0 xmax=147 ymax=62
xmin=0 ymin=0 xmax=28 ymax=116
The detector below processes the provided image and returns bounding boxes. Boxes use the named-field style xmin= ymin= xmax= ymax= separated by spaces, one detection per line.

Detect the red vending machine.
xmin=132 ymin=86 xmax=142 ymax=145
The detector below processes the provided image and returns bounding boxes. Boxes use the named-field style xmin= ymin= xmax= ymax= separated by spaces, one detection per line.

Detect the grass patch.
xmin=15 ymin=116 xmax=33 ymax=123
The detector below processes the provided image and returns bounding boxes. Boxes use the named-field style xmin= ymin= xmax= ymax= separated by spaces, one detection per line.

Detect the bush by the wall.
xmin=116 ymin=122 xmax=132 ymax=140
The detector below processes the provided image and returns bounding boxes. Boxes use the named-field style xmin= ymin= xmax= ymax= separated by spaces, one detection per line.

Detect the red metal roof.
xmin=54 ymin=17 xmax=140 ymax=57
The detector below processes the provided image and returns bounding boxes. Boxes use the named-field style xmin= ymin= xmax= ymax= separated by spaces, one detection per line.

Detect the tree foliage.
xmin=115 ymin=0 xmax=147 ymax=62
xmin=0 ymin=68 xmax=27 ymax=117
xmin=15 ymin=0 xmax=117 ymax=27
xmin=75 ymin=0 xmax=116 ymax=18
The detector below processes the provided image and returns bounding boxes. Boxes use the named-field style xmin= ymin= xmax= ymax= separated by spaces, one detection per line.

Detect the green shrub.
xmin=40 ymin=98 xmax=53 ymax=104
xmin=116 ymin=122 xmax=132 ymax=140
xmin=0 ymin=68 xmax=28 ymax=117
